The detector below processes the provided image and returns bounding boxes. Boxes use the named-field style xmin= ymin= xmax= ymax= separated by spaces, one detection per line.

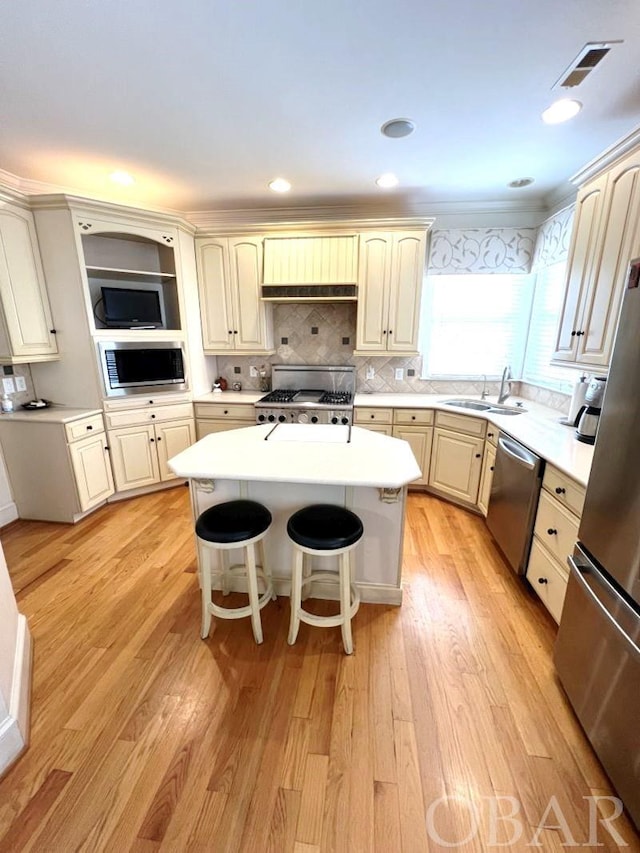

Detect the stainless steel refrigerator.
xmin=555 ymin=258 xmax=640 ymax=832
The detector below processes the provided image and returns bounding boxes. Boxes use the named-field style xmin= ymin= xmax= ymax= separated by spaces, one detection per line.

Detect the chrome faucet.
xmin=480 ymin=374 xmax=488 ymax=400
xmin=497 ymin=365 xmax=512 ymax=404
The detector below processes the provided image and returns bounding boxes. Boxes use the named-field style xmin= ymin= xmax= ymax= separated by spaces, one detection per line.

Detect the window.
xmin=420 ymin=274 xmax=533 ymax=378
xmin=522 ymin=262 xmax=577 ymax=392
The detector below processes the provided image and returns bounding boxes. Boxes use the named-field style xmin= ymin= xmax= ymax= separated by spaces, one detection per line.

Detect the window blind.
xmin=522 ymin=262 xmax=577 ymax=392
xmin=421 ymin=274 xmax=533 ymax=378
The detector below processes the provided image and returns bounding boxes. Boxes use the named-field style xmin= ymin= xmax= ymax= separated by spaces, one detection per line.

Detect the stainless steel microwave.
xmin=98 ymin=341 xmax=188 ymax=397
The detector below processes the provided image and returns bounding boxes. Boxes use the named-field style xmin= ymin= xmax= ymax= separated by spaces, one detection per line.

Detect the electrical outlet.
xmin=2 ymin=377 xmax=15 ymax=394
xmin=366 ymin=366 xmax=375 ymax=380
xmin=394 ymin=368 xmax=404 ymax=381
xmin=249 ymin=366 xmax=258 ymax=378
xmin=15 ymin=376 xmax=27 ymax=393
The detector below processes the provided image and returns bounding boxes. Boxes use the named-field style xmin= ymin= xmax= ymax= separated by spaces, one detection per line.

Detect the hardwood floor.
xmin=0 ymin=488 xmax=638 ymax=851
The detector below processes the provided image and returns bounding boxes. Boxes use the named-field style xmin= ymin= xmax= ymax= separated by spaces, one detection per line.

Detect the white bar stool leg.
xmin=340 ymin=550 xmax=353 ymax=655
xmin=245 ymin=542 xmax=263 ymax=644
xmin=220 ymin=549 xmax=230 ymax=596
xmin=288 ymin=547 xmax=304 ymax=645
xmin=259 ymin=538 xmax=277 ymax=601
xmin=301 ymin=552 xmax=312 ymax=601
xmin=200 ymin=543 xmax=213 ymax=640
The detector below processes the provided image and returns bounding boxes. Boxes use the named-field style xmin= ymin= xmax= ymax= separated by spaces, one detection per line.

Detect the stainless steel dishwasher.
xmin=486 ymin=433 xmax=544 ymax=574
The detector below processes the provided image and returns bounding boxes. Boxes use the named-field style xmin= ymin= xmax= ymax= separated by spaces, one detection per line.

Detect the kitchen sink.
xmin=443 ymin=398 xmax=527 ymax=415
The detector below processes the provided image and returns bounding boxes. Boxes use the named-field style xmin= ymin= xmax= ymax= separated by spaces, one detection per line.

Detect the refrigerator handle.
xmin=568 ymin=556 xmax=640 ymax=662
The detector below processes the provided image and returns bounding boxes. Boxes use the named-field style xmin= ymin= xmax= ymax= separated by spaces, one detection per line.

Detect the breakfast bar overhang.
xmin=169 ymin=423 xmax=421 ymax=604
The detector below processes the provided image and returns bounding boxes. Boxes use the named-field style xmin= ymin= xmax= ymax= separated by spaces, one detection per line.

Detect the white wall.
xmin=0 ymin=539 xmax=30 ymax=774
xmin=0 ymin=445 xmax=17 ymax=527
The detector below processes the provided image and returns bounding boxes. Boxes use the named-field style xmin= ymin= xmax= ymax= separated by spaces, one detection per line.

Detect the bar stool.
xmin=196 ymin=499 xmax=275 ymax=644
xmin=287 ymin=504 xmax=363 ymax=654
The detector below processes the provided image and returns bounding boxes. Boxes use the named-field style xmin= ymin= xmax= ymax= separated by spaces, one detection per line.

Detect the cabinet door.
xmin=577 ymin=157 xmax=640 ymax=367
xmin=387 ymin=232 xmax=425 ymax=353
xmin=429 ymin=428 xmax=484 ymax=505
xmin=69 ymin=434 xmax=115 ymax=511
xmin=552 ymin=175 xmax=607 ymax=362
xmin=355 ymin=233 xmax=392 ymax=352
xmin=196 ymin=238 xmax=235 ymax=351
xmin=477 ymin=442 xmax=497 ymax=517
xmin=155 ymin=419 xmax=196 ymax=481
xmin=0 ymin=204 xmax=58 ymax=360
xmin=392 ymin=425 xmax=432 ymax=485
xmin=109 ymin=424 xmax=159 ymax=491
xmin=196 ymin=419 xmax=253 ymax=439
xmin=228 ymin=237 xmax=273 ymax=352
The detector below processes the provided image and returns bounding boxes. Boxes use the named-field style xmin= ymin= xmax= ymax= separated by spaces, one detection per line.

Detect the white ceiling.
xmin=2 ymin=0 xmax=640 ymax=213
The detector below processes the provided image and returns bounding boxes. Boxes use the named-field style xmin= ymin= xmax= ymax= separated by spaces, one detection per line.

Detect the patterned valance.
xmin=532 ymin=206 xmax=575 ymax=270
xmin=428 ymin=228 xmax=537 ymax=274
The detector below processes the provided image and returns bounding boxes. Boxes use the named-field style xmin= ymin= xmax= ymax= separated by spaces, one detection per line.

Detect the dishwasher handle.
xmin=497 ymin=435 xmax=538 ymax=471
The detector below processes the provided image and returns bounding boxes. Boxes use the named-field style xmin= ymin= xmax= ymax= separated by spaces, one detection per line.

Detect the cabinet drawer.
xmin=196 ymin=420 xmax=252 ymax=439
xmin=65 ymin=413 xmax=105 ymax=442
xmin=526 ymin=538 xmax=570 ymax=624
xmin=434 ymin=411 xmax=486 ymax=437
xmin=105 ymin=402 xmax=193 ymax=429
xmin=103 ymin=392 xmax=190 ymax=412
xmin=194 ymin=403 xmax=255 ymax=421
xmin=534 ymin=490 xmax=578 ymax=572
xmin=543 ymin=465 xmax=586 ymax=517
xmin=393 ymin=408 xmax=434 ymax=426
xmin=354 ymin=407 xmax=393 ymax=425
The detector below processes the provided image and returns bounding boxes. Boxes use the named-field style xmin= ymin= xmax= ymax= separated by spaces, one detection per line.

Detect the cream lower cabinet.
xmin=0 ymin=411 xmax=113 ymax=523
xmin=354 ymin=406 xmax=394 ymax=434
xmin=526 ymin=465 xmax=585 ymax=624
xmin=391 ymin=409 xmax=434 ymax=486
xmin=195 ymin=401 xmax=256 ymax=438
xmin=109 ymin=419 xmax=195 ymax=491
xmin=0 ymin=201 xmax=58 ymax=363
xmin=428 ymin=413 xmax=486 ymax=505
xmin=477 ymin=441 xmax=497 ymax=516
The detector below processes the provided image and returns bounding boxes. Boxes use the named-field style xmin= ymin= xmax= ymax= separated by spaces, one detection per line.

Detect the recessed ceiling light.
xmin=268 ymin=178 xmax=291 ymax=193
xmin=508 ymin=177 xmax=535 ymax=188
xmin=109 ymin=170 xmax=135 ymax=186
xmin=376 ymin=173 xmax=399 ymax=189
xmin=381 ymin=118 xmax=415 ymax=139
xmin=541 ymin=99 xmax=582 ymax=124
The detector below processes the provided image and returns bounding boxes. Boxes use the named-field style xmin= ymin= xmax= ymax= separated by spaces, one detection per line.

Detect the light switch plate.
xmin=394 ymin=368 xmax=404 ymax=381
xmin=366 ymin=366 xmax=375 ymax=380
xmin=2 ymin=377 xmax=15 ymax=394
xmin=249 ymin=366 xmax=258 ymax=378
xmin=15 ymin=376 xmax=27 ymax=392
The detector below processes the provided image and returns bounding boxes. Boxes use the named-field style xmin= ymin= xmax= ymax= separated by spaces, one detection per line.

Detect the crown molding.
xmin=28 ymin=193 xmax=195 ymax=234
xmin=542 ymin=183 xmax=578 ymax=217
xmin=570 ymin=123 xmax=640 ymax=186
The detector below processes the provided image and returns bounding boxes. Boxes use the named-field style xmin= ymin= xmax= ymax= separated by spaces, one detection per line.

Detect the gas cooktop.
xmin=255 ymin=364 xmax=355 ymax=426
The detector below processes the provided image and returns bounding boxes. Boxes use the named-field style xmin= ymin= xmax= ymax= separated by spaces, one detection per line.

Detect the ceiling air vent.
xmin=552 ymin=41 xmax=622 ymax=90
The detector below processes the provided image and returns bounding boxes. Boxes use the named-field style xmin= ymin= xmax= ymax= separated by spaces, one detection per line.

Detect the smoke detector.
xmin=381 ymin=119 xmax=416 ymax=138
xmin=552 ymin=41 xmax=621 ymax=90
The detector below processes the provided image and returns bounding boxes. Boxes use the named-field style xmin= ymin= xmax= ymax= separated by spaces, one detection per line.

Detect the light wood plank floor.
xmin=0 ymin=488 xmax=638 ymax=852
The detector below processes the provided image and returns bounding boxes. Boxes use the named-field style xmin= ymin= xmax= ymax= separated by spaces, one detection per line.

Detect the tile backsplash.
xmin=0 ymin=364 xmax=36 ymax=410
xmin=214 ymin=303 xmax=570 ymax=412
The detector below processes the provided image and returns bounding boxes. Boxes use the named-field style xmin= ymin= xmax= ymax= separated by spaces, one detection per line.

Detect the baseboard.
xmin=107 ymin=479 xmax=187 ymax=504
xmin=0 ymin=500 xmax=18 ymax=528
xmin=214 ymin=576 xmax=402 ymax=606
xmin=0 ymin=614 xmax=32 ymax=778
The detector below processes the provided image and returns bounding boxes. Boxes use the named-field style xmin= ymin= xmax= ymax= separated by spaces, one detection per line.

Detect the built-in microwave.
xmin=98 ymin=341 xmax=188 ymax=397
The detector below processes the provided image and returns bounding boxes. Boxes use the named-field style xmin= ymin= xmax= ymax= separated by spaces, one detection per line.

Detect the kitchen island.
xmin=168 ymin=423 xmax=421 ymax=604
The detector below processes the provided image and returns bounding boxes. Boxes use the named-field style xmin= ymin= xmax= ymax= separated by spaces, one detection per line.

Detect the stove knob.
xmin=278 ymin=415 xmax=286 ymax=422
xmin=268 ymin=415 xmax=276 ymax=422
xmin=331 ymin=417 xmax=338 ymax=424
xmin=258 ymin=414 xmax=266 ymax=422
xmin=298 ymin=412 xmax=309 ymax=424
xmin=311 ymin=416 xmax=319 ymax=424
xmin=341 ymin=417 xmax=349 ymax=425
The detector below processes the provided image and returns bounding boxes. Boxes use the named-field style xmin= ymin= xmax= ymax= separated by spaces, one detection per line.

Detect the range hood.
xmin=261 ymin=234 xmax=358 ymax=302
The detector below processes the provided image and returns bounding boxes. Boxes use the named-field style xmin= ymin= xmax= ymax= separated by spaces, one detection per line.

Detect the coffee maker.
xmin=576 ymin=376 xmax=607 ymax=444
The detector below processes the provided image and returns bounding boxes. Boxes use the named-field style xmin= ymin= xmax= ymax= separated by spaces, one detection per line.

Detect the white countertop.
xmin=169 ymin=423 xmax=421 ymax=488
xmin=0 ymin=406 xmax=103 ymax=425
xmin=354 ymin=393 xmax=594 ymax=486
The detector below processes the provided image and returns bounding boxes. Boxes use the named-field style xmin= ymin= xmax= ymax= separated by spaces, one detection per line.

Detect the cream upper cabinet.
xmin=262 ymin=235 xmax=358 ymax=284
xmin=553 ymin=150 xmax=640 ymax=368
xmin=196 ymin=236 xmax=274 ymax=354
xmin=0 ymin=202 xmax=58 ymax=363
xmin=429 ymin=427 xmax=484 ymax=505
xmin=355 ymin=231 xmax=426 ymax=356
